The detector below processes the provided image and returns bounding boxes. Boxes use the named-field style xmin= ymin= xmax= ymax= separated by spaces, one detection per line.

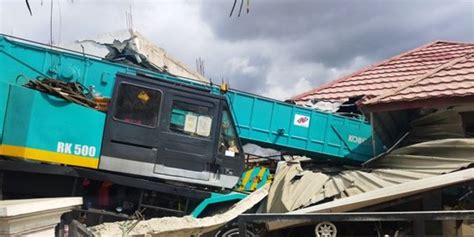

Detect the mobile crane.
xmin=0 ymin=34 xmax=380 ymax=224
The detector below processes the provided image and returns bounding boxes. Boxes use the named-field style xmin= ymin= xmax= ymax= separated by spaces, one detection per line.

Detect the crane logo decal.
xmin=348 ymin=135 xmax=370 ymax=146
xmin=294 ymin=114 xmax=310 ymax=128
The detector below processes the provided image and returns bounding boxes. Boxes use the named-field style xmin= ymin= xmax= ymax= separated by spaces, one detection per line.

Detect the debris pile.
xmin=24 ymin=77 xmax=110 ymax=112
xmin=24 ymin=78 xmax=97 ymax=109
xmin=266 ymin=138 xmax=474 ymax=213
xmin=90 ymin=184 xmax=270 ymax=237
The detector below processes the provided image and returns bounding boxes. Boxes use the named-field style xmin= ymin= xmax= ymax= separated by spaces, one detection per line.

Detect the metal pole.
xmin=370 ymin=112 xmax=376 ymax=157
xmin=0 ymin=171 xmax=3 ymax=200
xmin=414 ymin=219 xmax=425 ymax=237
xmin=239 ymin=217 xmax=247 ymax=237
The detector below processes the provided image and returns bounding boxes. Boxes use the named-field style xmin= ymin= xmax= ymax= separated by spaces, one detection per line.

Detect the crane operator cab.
xmin=100 ymin=73 xmax=245 ymax=189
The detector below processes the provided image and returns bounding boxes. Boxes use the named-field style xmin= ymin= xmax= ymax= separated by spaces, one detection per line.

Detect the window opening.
xmin=218 ymin=108 xmax=240 ymax=157
xmin=170 ymin=101 xmax=213 ymax=138
xmin=114 ymin=83 xmax=161 ymax=127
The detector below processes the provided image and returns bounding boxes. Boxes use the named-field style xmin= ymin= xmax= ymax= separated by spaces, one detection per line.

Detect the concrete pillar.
xmin=0 ymin=197 xmax=82 ymax=236
xmin=0 ymin=172 xmax=3 ymax=200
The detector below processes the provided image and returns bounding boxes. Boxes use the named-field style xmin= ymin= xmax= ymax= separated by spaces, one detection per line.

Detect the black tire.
xmin=213 ymin=222 xmax=257 ymax=237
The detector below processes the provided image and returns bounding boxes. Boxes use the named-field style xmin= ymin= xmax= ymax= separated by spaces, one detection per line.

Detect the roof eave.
xmin=361 ymin=95 xmax=474 ymax=113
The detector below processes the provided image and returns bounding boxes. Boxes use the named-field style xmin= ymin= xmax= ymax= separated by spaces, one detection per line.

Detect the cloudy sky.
xmin=0 ymin=0 xmax=473 ymax=99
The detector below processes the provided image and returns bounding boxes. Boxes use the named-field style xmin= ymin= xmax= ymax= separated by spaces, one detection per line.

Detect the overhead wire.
xmin=229 ymin=0 xmax=250 ymax=17
xmin=237 ymin=0 xmax=244 ymax=17
xmin=57 ymin=0 xmax=62 ymax=45
xmin=50 ymin=0 xmax=54 ymax=45
xmin=130 ymin=4 xmax=133 ymax=29
xmin=229 ymin=0 xmax=237 ymax=17
xmin=25 ymin=0 xmax=33 ymax=16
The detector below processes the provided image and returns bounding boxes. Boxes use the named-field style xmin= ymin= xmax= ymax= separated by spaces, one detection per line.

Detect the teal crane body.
xmin=0 ymin=34 xmax=382 ymax=167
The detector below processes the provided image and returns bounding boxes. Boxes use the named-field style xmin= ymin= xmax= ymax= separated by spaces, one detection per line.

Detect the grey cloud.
xmin=207 ymin=55 xmax=270 ymax=93
xmin=0 ymin=0 xmax=137 ymax=44
xmin=1 ymin=0 xmax=473 ymax=99
xmin=201 ymin=0 xmax=474 ymax=67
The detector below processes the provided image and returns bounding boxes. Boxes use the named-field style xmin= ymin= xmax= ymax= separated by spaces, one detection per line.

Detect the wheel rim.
xmin=315 ymin=222 xmax=337 ymax=237
xmin=217 ymin=227 xmax=256 ymax=237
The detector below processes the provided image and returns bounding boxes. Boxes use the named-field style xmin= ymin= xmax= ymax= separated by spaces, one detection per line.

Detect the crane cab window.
xmin=169 ymin=101 xmax=213 ymax=138
xmin=114 ymin=83 xmax=161 ymax=127
xmin=218 ymin=109 xmax=240 ymax=157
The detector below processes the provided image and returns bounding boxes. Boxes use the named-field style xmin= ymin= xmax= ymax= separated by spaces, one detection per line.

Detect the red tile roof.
xmin=292 ymin=41 xmax=474 ymax=108
xmin=362 ymin=53 xmax=474 ymax=111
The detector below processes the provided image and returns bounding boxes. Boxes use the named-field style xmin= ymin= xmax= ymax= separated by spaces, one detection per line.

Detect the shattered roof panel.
xmin=265 ymin=167 xmax=474 ymax=231
xmin=292 ymin=41 xmax=474 ymax=103
xmin=266 ymin=139 xmax=474 ymax=213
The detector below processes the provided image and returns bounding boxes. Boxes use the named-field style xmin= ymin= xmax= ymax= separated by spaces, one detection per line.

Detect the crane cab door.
xmin=100 ymin=74 xmax=220 ymax=185
xmin=153 ymin=92 xmax=219 ymax=181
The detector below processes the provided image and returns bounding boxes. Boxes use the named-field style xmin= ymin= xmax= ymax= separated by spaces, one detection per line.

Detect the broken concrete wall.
xmin=60 ymin=29 xmax=207 ymax=83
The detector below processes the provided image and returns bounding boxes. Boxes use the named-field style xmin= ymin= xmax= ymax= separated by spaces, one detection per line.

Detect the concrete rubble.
xmin=90 ymin=184 xmax=269 ymax=237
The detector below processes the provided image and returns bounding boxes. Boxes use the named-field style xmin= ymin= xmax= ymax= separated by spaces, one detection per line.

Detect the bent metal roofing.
xmin=292 ymin=41 xmax=474 ymax=112
xmin=264 ymin=138 xmax=474 ymax=216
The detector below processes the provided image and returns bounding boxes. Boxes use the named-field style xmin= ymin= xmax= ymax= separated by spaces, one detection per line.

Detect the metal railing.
xmin=238 ymin=210 xmax=474 ymax=237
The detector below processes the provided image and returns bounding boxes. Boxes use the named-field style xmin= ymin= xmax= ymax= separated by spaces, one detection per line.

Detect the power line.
xmin=50 ymin=0 xmax=54 ymax=45
xmin=57 ymin=0 xmax=62 ymax=44
xmin=25 ymin=0 xmax=33 ymax=16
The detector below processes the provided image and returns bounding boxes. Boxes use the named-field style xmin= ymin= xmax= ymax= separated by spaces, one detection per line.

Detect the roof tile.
xmin=369 ymin=55 xmax=474 ymax=105
xmin=293 ymin=41 xmax=474 ymax=107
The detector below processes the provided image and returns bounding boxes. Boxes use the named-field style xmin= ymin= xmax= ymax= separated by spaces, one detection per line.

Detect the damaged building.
xmin=86 ymin=40 xmax=474 ymax=237
xmin=256 ymin=41 xmax=474 ymax=236
xmin=292 ymin=41 xmax=474 ymax=147
xmin=0 ymin=28 xmax=473 ymax=236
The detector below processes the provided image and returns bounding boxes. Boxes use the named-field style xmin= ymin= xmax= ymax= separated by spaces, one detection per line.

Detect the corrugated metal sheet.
xmin=266 ymin=167 xmax=474 ymax=231
xmin=404 ymin=110 xmax=465 ymax=145
xmin=266 ymin=139 xmax=474 ymax=213
xmin=294 ymin=167 xmax=474 ymax=214
xmin=292 ymin=41 xmax=474 ymax=103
